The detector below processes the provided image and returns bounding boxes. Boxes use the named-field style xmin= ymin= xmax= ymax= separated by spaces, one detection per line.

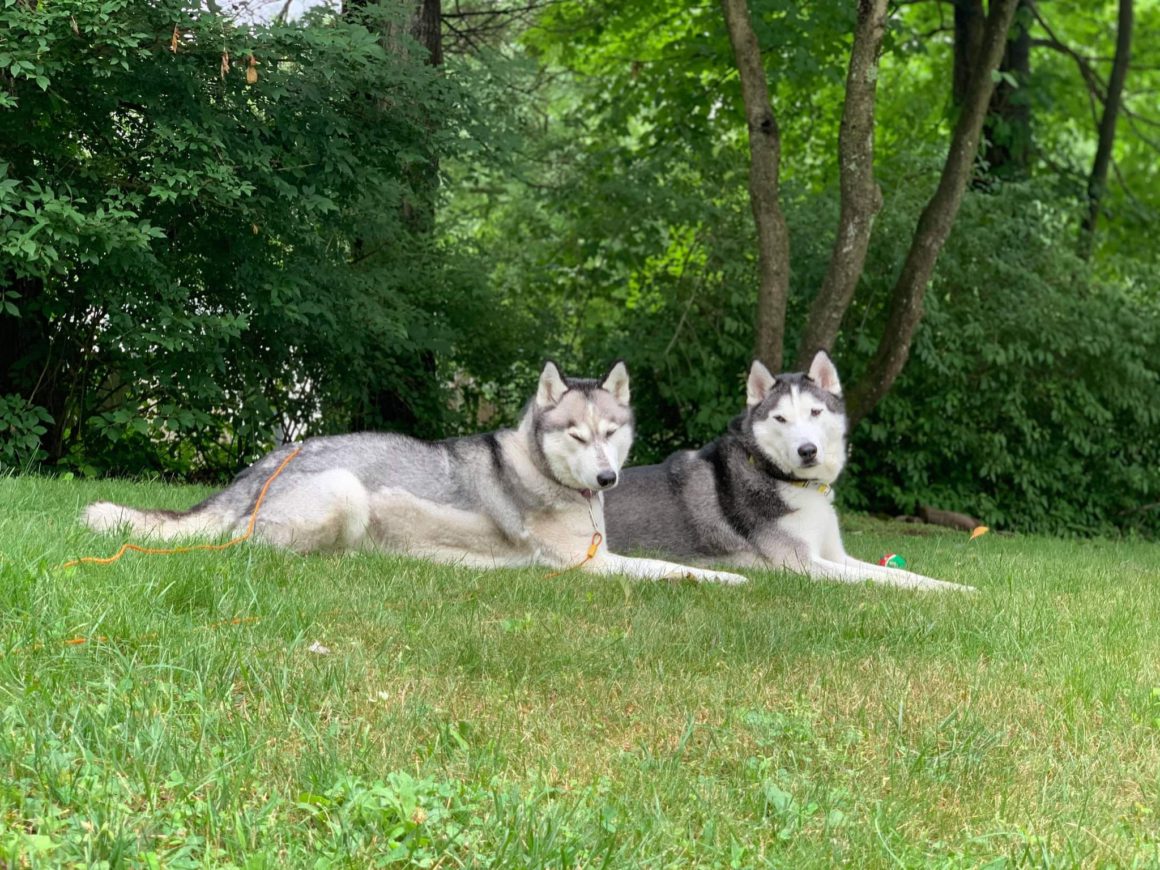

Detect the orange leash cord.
xmin=544 ymin=531 xmax=603 ymax=579
xmin=545 ymin=491 xmax=605 ymax=579
xmin=60 ymin=447 xmax=302 ymax=570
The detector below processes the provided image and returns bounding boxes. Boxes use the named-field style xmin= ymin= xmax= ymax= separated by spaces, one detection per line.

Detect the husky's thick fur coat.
xmin=604 ymin=352 xmax=972 ymax=592
xmin=84 ymin=362 xmax=747 ymax=585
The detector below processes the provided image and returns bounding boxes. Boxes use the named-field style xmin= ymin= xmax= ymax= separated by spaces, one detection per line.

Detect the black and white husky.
xmin=84 ymin=362 xmax=747 ymax=585
xmin=604 ymin=352 xmax=972 ymax=592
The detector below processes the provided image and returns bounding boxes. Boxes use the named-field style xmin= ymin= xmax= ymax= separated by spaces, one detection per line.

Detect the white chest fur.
xmin=774 ymin=483 xmax=843 ymax=559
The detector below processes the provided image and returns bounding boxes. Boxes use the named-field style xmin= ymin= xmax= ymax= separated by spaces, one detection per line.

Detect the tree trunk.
xmin=720 ymin=0 xmax=791 ymax=371
xmin=846 ymin=0 xmax=1019 ymax=427
xmin=795 ymin=0 xmax=889 ymax=368
xmin=982 ymin=0 xmax=1031 ymax=178
xmin=396 ymin=0 xmax=442 ymax=235
xmin=410 ymin=0 xmax=443 ymax=66
xmin=1078 ymin=0 xmax=1132 ymax=258
xmin=342 ymin=0 xmax=443 ymax=431
xmin=343 ymin=0 xmax=441 ymax=64
xmin=952 ymin=0 xmax=985 ymax=107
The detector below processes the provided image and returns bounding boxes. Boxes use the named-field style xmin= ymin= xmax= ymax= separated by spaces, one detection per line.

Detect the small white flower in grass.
xmin=307 ymin=640 xmax=331 ymax=655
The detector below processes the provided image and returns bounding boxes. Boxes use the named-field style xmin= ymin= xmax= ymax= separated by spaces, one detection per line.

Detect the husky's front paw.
xmin=900 ymin=573 xmax=976 ymax=593
xmin=909 ymin=578 xmax=977 ymax=593
xmin=690 ymin=568 xmax=748 ymax=586
xmin=938 ymin=579 xmax=977 ymax=593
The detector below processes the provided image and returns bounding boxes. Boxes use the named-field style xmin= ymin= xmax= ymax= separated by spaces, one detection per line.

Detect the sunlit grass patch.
xmin=1 ymin=474 xmax=1159 ymax=866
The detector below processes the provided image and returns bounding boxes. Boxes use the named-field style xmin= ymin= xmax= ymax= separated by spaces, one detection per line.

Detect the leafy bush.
xmin=0 ymin=394 xmax=52 ymax=470
xmin=847 ymin=185 xmax=1160 ymax=537
xmin=0 ymin=0 xmax=502 ymax=478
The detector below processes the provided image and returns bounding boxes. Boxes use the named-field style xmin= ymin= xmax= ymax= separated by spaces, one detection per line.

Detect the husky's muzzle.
xmin=797 ymin=442 xmax=819 ymax=466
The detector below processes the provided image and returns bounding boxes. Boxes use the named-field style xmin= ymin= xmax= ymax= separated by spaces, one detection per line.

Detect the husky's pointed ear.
xmin=536 ymin=361 xmax=569 ymax=407
xmin=808 ymin=350 xmax=842 ymax=396
xmin=601 ymin=360 xmax=630 ymax=406
xmin=746 ymin=360 xmax=776 ymax=407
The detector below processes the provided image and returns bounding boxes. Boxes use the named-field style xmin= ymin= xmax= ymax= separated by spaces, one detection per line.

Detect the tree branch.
xmin=1111 ymin=157 xmax=1147 ymax=213
xmin=442 ymin=1 xmax=558 ymax=18
xmin=1122 ymin=108 xmax=1160 ymax=153
xmin=720 ymin=0 xmax=791 ymax=370
xmin=1078 ymin=0 xmax=1132 ymax=258
xmin=1029 ymin=37 xmax=1105 ymax=99
xmin=796 ymin=0 xmax=889 ymax=367
xmin=846 ymin=0 xmax=1019 ymax=426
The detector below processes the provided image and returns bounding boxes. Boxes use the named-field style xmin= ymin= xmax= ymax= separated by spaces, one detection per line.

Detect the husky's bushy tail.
xmin=83 ymin=499 xmax=234 ymax=540
xmin=83 ymin=444 xmax=302 ymax=543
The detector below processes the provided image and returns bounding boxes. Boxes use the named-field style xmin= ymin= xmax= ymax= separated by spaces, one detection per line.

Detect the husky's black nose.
xmin=596 ymin=470 xmax=618 ymax=489
xmin=798 ymin=443 xmax=818 ymax=462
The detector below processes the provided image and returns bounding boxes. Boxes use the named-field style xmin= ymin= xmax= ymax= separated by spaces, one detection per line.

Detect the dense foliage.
xmin=0 ymin=0 xmax=505 ymax=477
xmin=3 ymin=0 xmax=1158 ymax=536
xmin=446 ymin=0 xmax=1160 ymax=536
xmin=845 ymin=184 xmax=1160 ymax=536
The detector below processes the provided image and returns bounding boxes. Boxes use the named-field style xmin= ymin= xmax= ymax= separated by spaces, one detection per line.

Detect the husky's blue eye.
xmin=810 ymin=408 xmax=822 ymax=417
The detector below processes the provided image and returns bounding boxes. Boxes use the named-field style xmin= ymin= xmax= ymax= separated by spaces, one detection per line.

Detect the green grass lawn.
xmin=2 ymin=474 xmax=1159 ymax=867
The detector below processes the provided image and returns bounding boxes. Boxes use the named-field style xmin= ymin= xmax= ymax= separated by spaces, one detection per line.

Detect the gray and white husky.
xmin=604 ymin=352 xmax=972 ymax=592
xmin=83 ymin=362 xmax=747 ymax=585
